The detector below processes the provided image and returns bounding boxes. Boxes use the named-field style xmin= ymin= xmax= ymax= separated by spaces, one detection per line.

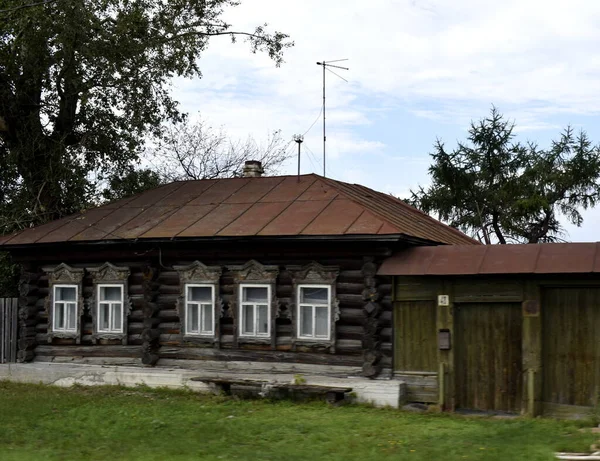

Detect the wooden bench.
xmin=269 ymin=384 xmax=353 ymax=404
xmin=190 ymin=377 xmax=352 ymax=403
xmin=189 ymin=377 xmax=267 ymax=395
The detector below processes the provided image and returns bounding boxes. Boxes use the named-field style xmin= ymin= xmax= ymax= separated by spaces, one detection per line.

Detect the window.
xmin=53 ymin=285 xmax=78 ymax=332
xmin=97 ymin=284 xmax=124 ymax=333
xmin=185 ymin=284 xmax=215 ymax=336
xmin=239 ymin=285 xmax=270 ymax=337
xmin=297 ymin=285 xmax=331 ymax=340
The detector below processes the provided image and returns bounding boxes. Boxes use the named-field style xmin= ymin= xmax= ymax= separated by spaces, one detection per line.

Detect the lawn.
xmin=0 ymin=381 xmax=597 ymax=461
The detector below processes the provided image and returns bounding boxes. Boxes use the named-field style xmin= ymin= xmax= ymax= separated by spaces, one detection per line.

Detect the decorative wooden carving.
xmin=174 ymin=261 xmax=223 ymax=347
xmin=228 ymin=260 xmax=279 ymax=348
xmin=288 ymin=262 xmax=340 ymax=353
xmin=361 ymin=258 xmax=383 ymax=378
xmin=42 ymin=263 xmax=85 ymax=344
xmin=141 ymin=265 xmax=160 ymax=366
xmin=87 ymin=262 xmax=131 ymax=345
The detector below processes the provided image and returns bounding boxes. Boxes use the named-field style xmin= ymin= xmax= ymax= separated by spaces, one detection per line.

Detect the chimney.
xmin=242 ymin=160 xmax=264 ymax=178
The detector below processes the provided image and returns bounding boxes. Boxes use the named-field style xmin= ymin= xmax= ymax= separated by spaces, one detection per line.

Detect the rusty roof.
xmin=378 ymin=243 xmax=600 ymax=276
xmin=0 ymin=174 xmax=478 ymax=246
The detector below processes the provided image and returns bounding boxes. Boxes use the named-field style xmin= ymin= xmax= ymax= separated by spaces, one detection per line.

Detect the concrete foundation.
xmin=0 ymin=361 xmax=406 ymax=408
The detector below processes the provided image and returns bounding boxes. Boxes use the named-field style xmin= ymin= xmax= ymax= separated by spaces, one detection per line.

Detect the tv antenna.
xmin=316 ymin=59 xmax=349 ymax=177
xmin=293 ymin=134 xmax=304 ymax=178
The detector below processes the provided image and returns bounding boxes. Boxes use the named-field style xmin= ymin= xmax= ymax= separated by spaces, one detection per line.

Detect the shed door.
xmin=455 ymin=302 xmax=522 ymax=413
xmin=543 ymin=288 xmax=600 ymax=408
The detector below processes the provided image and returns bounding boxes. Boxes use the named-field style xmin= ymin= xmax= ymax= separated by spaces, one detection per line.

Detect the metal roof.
xmin=0 ymin=174 xmax=478 ymax=246
xmin=378 ymin=243 xmax=600 ymax=276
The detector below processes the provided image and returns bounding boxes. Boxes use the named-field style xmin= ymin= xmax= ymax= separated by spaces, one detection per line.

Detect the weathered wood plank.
xmin=394 ymin=300 xmax=437 ymax=372
xmin=35 ymin=345 xmax=142 ymax=358
xmin=542 ymin=287 xmax=600 ymax=409
xmin=454 ymin=302 xmax=522 ymax=413
xmin=393 ymin=372 xmax=439 ymax=403
xmin=159 ymin=346 xmax=363 ymax=367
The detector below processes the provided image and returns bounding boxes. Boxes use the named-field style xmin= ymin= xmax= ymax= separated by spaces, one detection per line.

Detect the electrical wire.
xmin=302 ymin=104 xmax=324 ymax=137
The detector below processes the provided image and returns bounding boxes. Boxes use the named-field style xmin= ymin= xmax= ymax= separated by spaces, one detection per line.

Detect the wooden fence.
xmin=0 ymin=298 xmax=18 ymax=364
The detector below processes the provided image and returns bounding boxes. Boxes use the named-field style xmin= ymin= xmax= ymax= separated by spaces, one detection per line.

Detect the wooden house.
xmin=0 ymin=165 xmax=476 ymax=404
xmin=379 ymin=244 xmax=600 ymax=417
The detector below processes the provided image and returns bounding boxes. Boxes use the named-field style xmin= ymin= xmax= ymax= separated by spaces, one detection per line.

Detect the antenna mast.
xmin=315 ymin=59 xmax=349 ymax=177
xmin=293 ymin=134 xmax=304 ymax=178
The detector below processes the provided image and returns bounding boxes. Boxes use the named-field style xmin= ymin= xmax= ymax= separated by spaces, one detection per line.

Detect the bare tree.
xmin=150 ymin=117 xmax=292 ymax=181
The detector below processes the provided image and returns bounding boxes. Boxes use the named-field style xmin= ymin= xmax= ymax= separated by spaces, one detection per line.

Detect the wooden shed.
xmin=379 ymin=243 xmax=600 ymax=417
xmin=0 ymin=171 xmax=476 ymax=400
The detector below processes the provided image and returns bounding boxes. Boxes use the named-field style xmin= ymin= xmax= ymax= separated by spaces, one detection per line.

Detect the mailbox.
xmin=438 ymin=329 xmax=451 ymax=350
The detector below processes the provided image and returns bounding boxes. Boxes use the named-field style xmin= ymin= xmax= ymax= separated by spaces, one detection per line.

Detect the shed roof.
xmin=378 ymin=243 xmax=600 ymax=276
xmin=0 ymin=174 xmax=478 ymax=247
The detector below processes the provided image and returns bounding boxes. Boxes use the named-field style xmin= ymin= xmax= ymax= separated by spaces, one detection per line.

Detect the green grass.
xmin=0 ymin=381 xmax=597 ymax=461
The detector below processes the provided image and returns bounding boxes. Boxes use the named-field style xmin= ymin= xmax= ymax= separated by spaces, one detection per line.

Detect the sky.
xmin=172 ymin=0 xmax=600 ymax=242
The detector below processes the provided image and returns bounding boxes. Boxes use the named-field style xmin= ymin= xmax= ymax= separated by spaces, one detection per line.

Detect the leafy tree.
xmin=0 ymin=251 xmax=18 ymax=297
xmin=409 ymin=108 xmax=600 ymax=244
xmin=150 ymin=117 xmax=291 ymax=181
xmin=0 ymin=0 xmax=292 ymax=235
xmin=101 ymin=167 xmax=163 ymax=202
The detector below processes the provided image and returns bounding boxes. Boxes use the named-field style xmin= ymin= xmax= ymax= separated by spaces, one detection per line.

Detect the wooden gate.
xmin=0 ymin=298 xmax=18 ymax=364
xmin=455 ymin=302 xmax=522 ymax=413
xmin=542 ymin=287 xmax=600 ymax=409
xmin=394 ymin=300 xmax=437 ymax=372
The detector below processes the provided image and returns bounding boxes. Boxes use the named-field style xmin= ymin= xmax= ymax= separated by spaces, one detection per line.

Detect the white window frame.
xmin=53 ymin=284 xmax=79 ymax=333
xmin=239 ymin=284 xmax=271 ymax=338
xmin=297 ymin=284 xmax=331 ymax=341
xmin=97 ymin=283 xmax=125 ymax=334
xmin=184 ymin=283 xmax=216 ymax=336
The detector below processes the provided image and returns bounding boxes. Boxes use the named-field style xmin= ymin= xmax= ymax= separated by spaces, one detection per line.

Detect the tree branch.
xmin=0 ymin=0 xmax=57 ymax=14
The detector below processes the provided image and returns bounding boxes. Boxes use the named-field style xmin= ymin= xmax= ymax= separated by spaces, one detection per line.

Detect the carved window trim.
xmin=174 ymin=261 xmax=222 ymax=345
xmin=96 ymin=284 xmax=125 ymax=334
xmin=296 ymin=284 xmax=332 ymax=341
xmin=184 ymin=283 xmax=217 ymax=337
xmin=239 ymin=283 xmax=272 ymax=338
xmin=228 ymin=260 xmax=279 ymax=347
xmin=43 ymin=263 xmax=85 ymax=344
xmin=289 ymin=262 xmax=340 ymax=351
xmin=52 ymin=285 xmax=79 ymax=333
xmin=88 ymin=262 xmax=131 ymax=345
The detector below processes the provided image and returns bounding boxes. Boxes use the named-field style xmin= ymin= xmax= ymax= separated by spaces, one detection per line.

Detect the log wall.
xmin=14 ymin=241 xmax=397 ymax=378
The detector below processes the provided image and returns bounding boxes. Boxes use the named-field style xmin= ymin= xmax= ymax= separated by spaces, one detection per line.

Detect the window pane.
xmin=56 ymin=286 xmax=76 ymax=301
xmin=67 ymin=303 xmax=77 ymax=330
xmin=112 ymin=304 xmax=122 ymax=331
xmin=300 ymin=305 xmax=313 ymax=336
xmin=55 ymin=303 xmax=65 ymax=329
xmin=257 ymin=305 xmax=269 ymax=334
xmin=187 ymin=304 xmax=199 ymax=333
xmin=99 ymin=303 xmax=110 ymax=330
xmin=189 ymin=286 xmax=212 ymax=303
xmin=242 ymin=305 xmax=254 ymax=335
xmin=315 ymin=306 xmax=329 ymax=337
xmin=243 ymin=287 xmax=268 ymax=303
xmin=300 ymin=287 xmax=328 ymax=304
xmin=100 ymin=286 xmax=122 ymax=302
xmin=201 ymin=304 xmax=213 ymax=333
